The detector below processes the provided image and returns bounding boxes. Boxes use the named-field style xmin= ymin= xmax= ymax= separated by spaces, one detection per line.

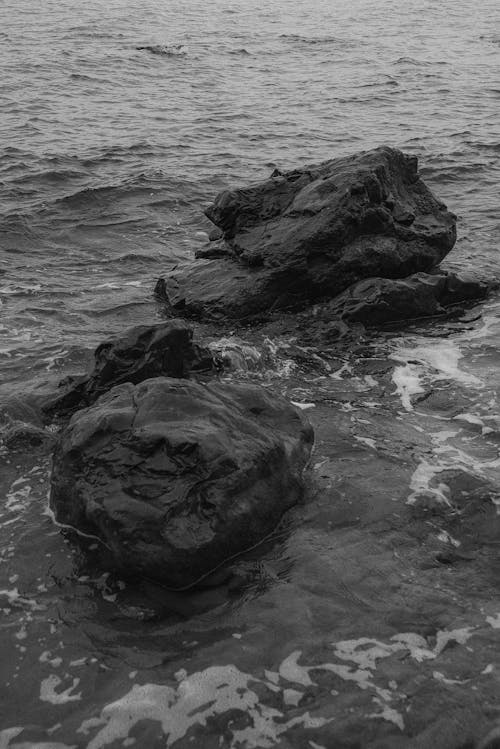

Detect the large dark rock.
xmin=327 ymin=270 xmax=493 ymax=325
xmin=42 ymin=321 xmax=215 ymax=420
xmin=161 ymin=146 xmax=456 ymax=319
xmin=50 ymin=377 xmax=314 ymax=588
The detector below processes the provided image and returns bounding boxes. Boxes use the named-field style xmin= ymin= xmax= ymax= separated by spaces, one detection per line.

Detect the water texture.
xmin=1 ymin=0 xmax=500 ymax=746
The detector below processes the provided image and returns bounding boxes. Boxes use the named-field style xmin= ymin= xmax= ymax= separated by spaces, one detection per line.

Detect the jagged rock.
xmin=327 ymin=270 xmax=492 ymax=324
xmin=161 ymin=146 xmax=456 ymax=319
xmin=43 ymin=321 xmax=214 ymax=420
xmin=49 ymin=377 xmax=314 ymax=587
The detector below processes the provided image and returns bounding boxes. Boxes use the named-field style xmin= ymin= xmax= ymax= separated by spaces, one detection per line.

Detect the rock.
xmin=42 ymin=321 xmax=215 ymax=420
xmin=136 ymin=44 xmax=187 ymax=57
xmin=326 ymin=270 xmax=492 ymax=324
xmin=194 ymin=239 xmax=233 ymax=260
xmin=1 ymin=422 xmax=55 ymax=451
xmin=162 ymin=146 xmax=456 ymax=319
xmin=208 ymin=227 xmax=224 ymax=242
xmin=49 ymin=377 xmax=314 ymax=588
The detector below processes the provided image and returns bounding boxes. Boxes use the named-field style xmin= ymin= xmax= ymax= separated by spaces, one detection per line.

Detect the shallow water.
xmin=1 ymin=0 xmax=500 ymax=746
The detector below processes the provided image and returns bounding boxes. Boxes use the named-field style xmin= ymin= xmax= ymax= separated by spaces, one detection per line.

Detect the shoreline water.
xmin=2 ymin=285 xmax=500 ymax=746
xmin=2 ymin=0 xmax=500 ymax=744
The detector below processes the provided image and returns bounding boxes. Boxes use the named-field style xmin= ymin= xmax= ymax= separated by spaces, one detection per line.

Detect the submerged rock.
xmin=327 ymin=270 xmax=493 ymax=324
xmin=50 ymin=377 xmax=313 ymax=588
xmin=43 ymin=320 xmax=214 ymax=420
xmin=161 ymin=146 xmax=456 ymax=319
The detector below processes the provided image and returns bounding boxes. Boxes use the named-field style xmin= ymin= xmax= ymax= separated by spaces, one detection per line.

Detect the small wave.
xmin=280 ymin=33 xmax=351 ymax=46
xmin=479 ymin=34 xmax=500 ymax=46
xmin=356 ymin=78 xmax=399 ymax=89
xmin=136 ymin=44 xmax=187 ymax=57
xmin=464 ymin=140 xmax=500 ymax=152
xmin=41 ymin=168 xmax=87 ymax=183
xmin=394 ymin=56 xmax=448 ymax=66
xmin=85 ymin=300 xmax=156 ymax=318
xmin=69 ymin=73 xmax=101 ymax=82
xmin=0 ymin=215 xmax=41 ymax=247
xmin=8 ymin=168 xmax=88 ymax=188
xmin=102 ymin=252 xmax=162 ymax=264
xmin=53 ymin=175 xmax=163 ymax=209
xmin=54 ymin=185 xmax=115 ymax=208
xmin=79 ymin=142 xmax=159 ymax=167
xmin=228 ymin=48 xmax=251 ymax=56
xmin=64 ymin=26 xmax=122 ymax=39
xmin=0 ymin=283 xmax=43 ymax=296
xmin=0 ymin=146 xmax=27 ymax=159
xmin=419 ymin=162 xmax=489 ymax=182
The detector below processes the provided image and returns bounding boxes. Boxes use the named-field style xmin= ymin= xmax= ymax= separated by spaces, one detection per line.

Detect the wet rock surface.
xmin=327 ymin=269 xmax=493 ymax=324
xmin=50 ymin=377 xmax=314 ymax=588
xmin=162 ymin=146 xmax=457 ymax=319
xmin=42 ymin=320 xmax=215 ymax=420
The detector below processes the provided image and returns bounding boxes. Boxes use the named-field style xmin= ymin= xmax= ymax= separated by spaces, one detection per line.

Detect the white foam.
xmin=40 ymin=675 xmax=81 ymax=704
xmin=486 ymin=613 xmax=500 ymax=629
xmin=460 ymin=306 xmax=500 ymax=341
xmin=43 ymin=501 xmax=111 ymax=549
xmin=454 ymin=413 xmax=485 ymax=427
xmin=390 ymin=336 xmax=487 ymax=410
xmin=277 ymin=650 xmax=400 ymax=727
xmin=333 ymin=638 xmax=396 ymax=670
xmin=69 ymin=658 xmax=87 ymax=668
xmin=433 ymin=671 xmax=469 ymax=685
xmin=40 ymin=651 xmax=63 ymax=668
xmin=437 ymin=530 xmax=461 ymax=547
xmin=391 ymin=363 xmax=424 ymax=411
xmin=330 ymin=362 xmax=352 ymax=380
xmin=72 ymin=621 xmax=479 ymax=748
xmin=353 ymin=435 xmax=377 ymax=449
xmin=392 ymin=339 xmax=482 ymax=388
xmin=42 ymin=350 xmax=69 ymax=371
xmin=264 ymin=669 xmax=279 ymax=684
xmin=434 ymin=628 xmax=474 ymax=655
xmin=334 ymin=627 xmax=474 ymax=667
xmin=407 ymin=460 xmax=451 ymax=506
xmin=407 ymin=429 xmax=500 ymax=510
xmin=0 ymin=283 xmax=42 ymax=295
xmin=291 ymin=401 xmax=315 ymax=410
xmin=368 ymin=698 xmax=405 ymax=730
xmin=0 ymin=588 xmax=44 ymax=611
xmin=432 ymin=429 xmax=459 ymax=444
xmin=0 ymin=728 xmax=23 ymax=749
xmin=78 ymin=666 xmax=329 ymax=749
xmin=279 ymin=651 xmax=313 ymax=686
xmin=209 ymin=337 xmax=262 ymax=371
xmin=5 ymin=483 xmax=32 ymax=514
xmin=283 ymin=688 xmax=303 ymax=706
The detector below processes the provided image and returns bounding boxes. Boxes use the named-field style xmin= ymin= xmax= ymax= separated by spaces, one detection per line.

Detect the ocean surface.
xmin=1 ymin=0 xmax=500 ymax=746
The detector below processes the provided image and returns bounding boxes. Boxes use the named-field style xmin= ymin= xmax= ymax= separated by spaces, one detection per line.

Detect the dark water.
xmin=1 ymin=1 xmax=500 ymax=746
